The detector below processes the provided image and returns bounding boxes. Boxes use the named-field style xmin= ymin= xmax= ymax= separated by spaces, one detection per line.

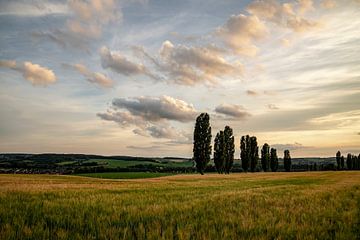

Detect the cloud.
xmin=321 ymin=0 xmax=336 ymax=9
xmin=272 ymin=142 xmax=310 ymax=152
xmin=0 ymin=60 xmax=17 ymax=68
xmin=298 ymin=0 xmax=314 ymax=14
xmin=309 ymin=110 xmax=360 ymax=128
xmin=281 ymin=38 xmax=292 ymax=47
xmin=217 ymin=14 xmax=268 ymax=56
xmin=246 ymin=90 xmax=259 ymax=96
xmin=246 ymin=0 xmax=320 ymax=32
xmin=63 ymin=63 xmax=113 ymax=88
xmin=145 ymin=125 xmax=182 ymax=139
xmin=157 ymin=41 xmax=243 ymax=85
xmin=33 ymin=0 xmax=120 ymax=50
xmin=267 ymin=104 xmax=279 ymax=110
xmin=100 ymin=46 xmax=158 ymax=80
xmin=111 ymin=95 xmax=197 ymax=122
xmin=97 ymin=96 xmax=196 ymax=140
xmin=0 ymin=60 xmax=56 ymax=86
xmin=215 ymin=104 xmax=251 ymax=119
xmin=0 ymin=1 xmax=69 ymax=16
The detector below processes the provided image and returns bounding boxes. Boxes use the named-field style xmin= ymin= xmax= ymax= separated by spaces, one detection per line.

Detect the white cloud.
xmin=63 ymin=63 xmax=113 ymax=88
xmin=0 ymin=1 xmax=69 ymax=16
xmin=0 ymin=60 xmax=56 ymax=86
xmin=215 ymin=104 xmax=251 ymax=119
xmin=100 ymin=46 xmax=158 ymax=80
xmin=33 ymin=0 xmax=121 ymax=50
xmin=97 ymin=95 xmax=196 ymax=140
xmin=246 ymin=0 xmax=320 ymax=32
xmin=217 ymin=14 xmax=268 ymax=56
xmin=111 ymin=95 xmax=197 ymax=122
xmin=158 ymin=40 xmax=243 ymax=85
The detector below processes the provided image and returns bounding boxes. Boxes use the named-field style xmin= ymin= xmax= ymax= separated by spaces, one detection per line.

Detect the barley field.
xmin=0 ymin=172 xmax=359 ymax=239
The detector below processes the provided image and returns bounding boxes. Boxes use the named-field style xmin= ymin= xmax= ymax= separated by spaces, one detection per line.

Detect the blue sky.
xmin=0 ymin=0 xmax=359 ymax=157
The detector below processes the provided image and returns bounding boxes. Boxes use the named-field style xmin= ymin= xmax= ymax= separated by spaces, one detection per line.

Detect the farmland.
xmin=0 ymin=171 xmax=359 ymax=239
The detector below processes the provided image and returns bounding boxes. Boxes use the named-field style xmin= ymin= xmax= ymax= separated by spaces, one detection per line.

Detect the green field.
xmin=83 ymin=158 xmax=193 ymax=168
xmin=76 ymin=172 xmax=174 ymax=179
xmin=0 ymin=172 xmax=359 ymax=239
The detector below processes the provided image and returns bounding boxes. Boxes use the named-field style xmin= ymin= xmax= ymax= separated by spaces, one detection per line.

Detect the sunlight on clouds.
xmin=217 ymin=14 xmax=268 ymax=57
xmin=63 ymin=63 xmax=114 ymax=88
xmin=0 ymin=60 xmax=56 ymax=86
xmin=0 ymin=0 xmax=359 ymax=156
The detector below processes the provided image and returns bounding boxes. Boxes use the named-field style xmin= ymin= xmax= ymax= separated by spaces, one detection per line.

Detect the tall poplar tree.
xmin=284 ymin=149 xmax=291 ymax=172
xmin=240 ymin=135 xmax=249 ymax=172
xmin=270 ymin=148 xmax=278 ymax=172
xmin=224 ymin=126 xmax=235 ymax=174
xmin=261 ymin=143 xmax=270 ymax=172
xmin=214 ymin=131 xmax=225 ymax=173
xmin=249 ymin=136 xmax=259 ymax=172
xmin=193 ymin=113 xmax=212 ymax=175
xmin=336 ymin=151 xmax=341 ymax=170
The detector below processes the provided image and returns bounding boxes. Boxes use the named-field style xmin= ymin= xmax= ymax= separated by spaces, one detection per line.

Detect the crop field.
xmin=0 ymin=172 xmax=359 ymax=239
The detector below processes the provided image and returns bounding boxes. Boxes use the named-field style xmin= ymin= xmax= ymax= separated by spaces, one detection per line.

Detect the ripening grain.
xmin=0 ymin=172 xmax=359 ymax=239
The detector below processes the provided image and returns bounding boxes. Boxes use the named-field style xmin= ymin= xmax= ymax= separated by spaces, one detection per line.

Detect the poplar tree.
xmin=341 ymin=156 xmax=345 ymax=169
xmin=214 ymin=126 xmax=235 ymax=174
xmin=346 ymin=153 xmax=352 ymax=170
xmin=284 ymin=149 xmax=291 ymax=172
xmin=336 ymin=151 xmax=341 ymax=170
xmin=214 ymin=131 xmax=225 ymax=173
xmin=261 ymin=143 xmax=270 ymax=172
xmin=240 ymin=135 xmax=249 ymax=172
xmin=193 ymin=113 xmax=212 ymax=174
xmin=241 ymin=135 xmax=258 ymax=172
xmin=224 ymin=126 xmax=235 ymax=174
xmin=270 ymin=148 xmax=278 ymax=172
xmin=250 ymin=136 xmax=259 ymax=172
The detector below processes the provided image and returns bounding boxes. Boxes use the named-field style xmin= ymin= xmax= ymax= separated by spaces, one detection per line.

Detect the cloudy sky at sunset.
xmin=0 ymin=0 xmax=359 ymax=157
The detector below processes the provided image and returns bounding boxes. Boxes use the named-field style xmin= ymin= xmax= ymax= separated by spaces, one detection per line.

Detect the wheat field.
xmin=0 ymin=172 xmax=359 ymax=239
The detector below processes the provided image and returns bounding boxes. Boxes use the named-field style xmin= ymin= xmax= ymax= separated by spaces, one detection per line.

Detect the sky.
xmin=0 ymin=0 xmax=359 ymax=158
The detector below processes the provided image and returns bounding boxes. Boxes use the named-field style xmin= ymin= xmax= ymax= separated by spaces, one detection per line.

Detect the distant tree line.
xmin=192 ymin=113 xmax=360 ymax=174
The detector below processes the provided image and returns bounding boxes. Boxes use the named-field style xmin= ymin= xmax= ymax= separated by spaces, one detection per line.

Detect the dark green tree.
xmin=249 ymin=136 xmax=259 ymax=172
xmin=270 ymin=148 xmax=278 ymax=172
xmin=346 ymin=153 xmax=352 ymax=170
xmin=240 ymin=135 xmax=250 ymax=172
xmin=284 ymin=149 xmax=291 ymax=172
xmin=261 ymin=143 xmax=270 ymax=172
xmin=241 ymin=135 xmax=258 ymax=172
xmin=214 ymin=131 xmax=225 ymax=173
xmin=224 ymin=126 xmax=235 ymax=174
xmin=341 ymin=156 xmax=345 ymax=169
xmin=336 ymin=151 xmax=341 ymax=170
xmin=193 ymin=113 xmax=212 ymax=174
xmin=354 ymin=155 xmax=359 ymax=170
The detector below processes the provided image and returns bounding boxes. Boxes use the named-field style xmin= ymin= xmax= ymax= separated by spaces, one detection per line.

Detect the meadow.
xmin=0 ymin=172 xmax=359 ymax=239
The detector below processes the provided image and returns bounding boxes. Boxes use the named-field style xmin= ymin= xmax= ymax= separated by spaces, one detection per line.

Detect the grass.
xmin=0 ymin=172 xmax=359 ymax=239
xmin=76 ymin=172 xmax=174 ymax=179
xmin=85 ymin=158 xmax=193 ymax=168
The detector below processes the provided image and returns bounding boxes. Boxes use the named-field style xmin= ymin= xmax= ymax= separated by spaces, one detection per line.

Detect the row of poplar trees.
xmin=336 ymin=151 xmax=360 ymax=170
xmin=193 ymin=113 xmax=292 ymax=174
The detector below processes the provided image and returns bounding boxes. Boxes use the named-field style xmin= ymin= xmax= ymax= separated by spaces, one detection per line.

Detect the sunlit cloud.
xmin=63 ymin=63 xmax=114 ymax=88
xmin=0 ymin=60 xmax=56 ymax=86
